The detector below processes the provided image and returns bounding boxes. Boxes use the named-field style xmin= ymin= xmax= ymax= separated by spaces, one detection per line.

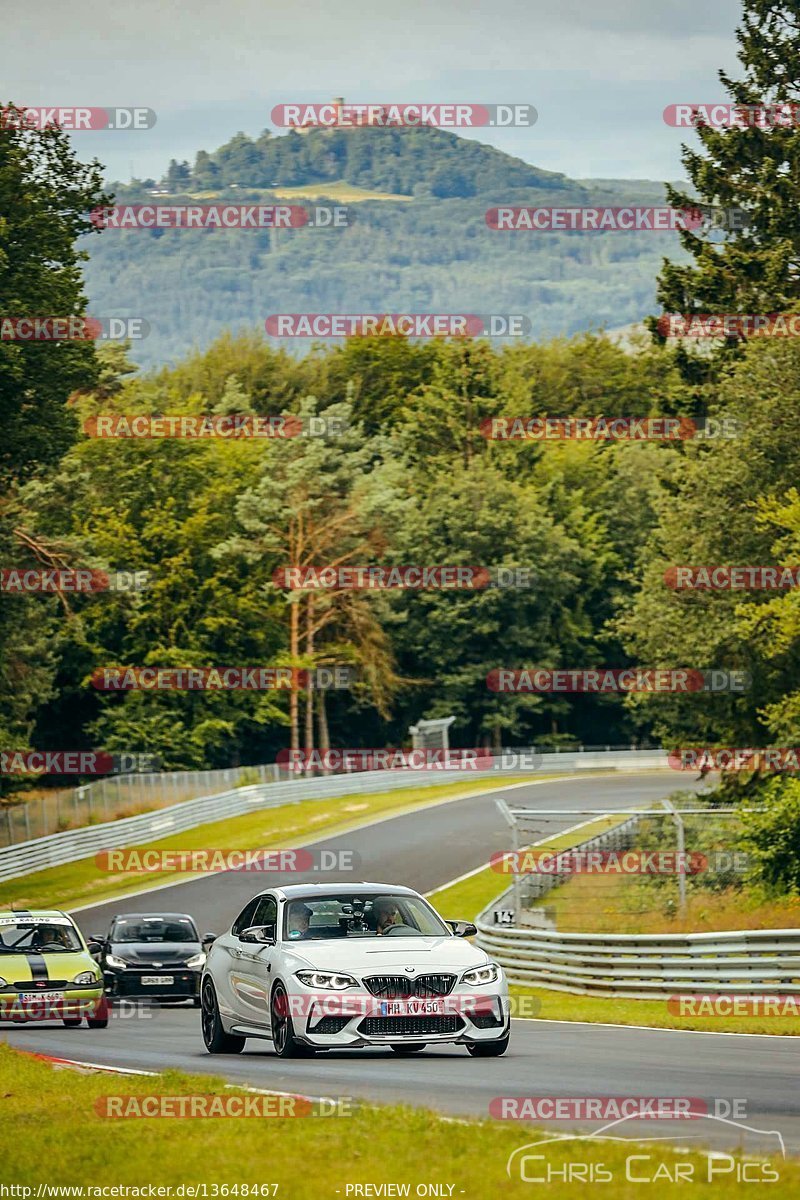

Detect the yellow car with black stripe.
xmin=0 ymin=910 xmax=108 ymax=1027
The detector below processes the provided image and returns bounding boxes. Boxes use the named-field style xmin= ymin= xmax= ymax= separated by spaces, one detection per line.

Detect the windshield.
xmin=282 ymin=893 xmax=450 ymax=941
xmin=0 ymin=917 xmax=82 ymax=953
xmin=110 ymin=917 xmax=198 ymax=944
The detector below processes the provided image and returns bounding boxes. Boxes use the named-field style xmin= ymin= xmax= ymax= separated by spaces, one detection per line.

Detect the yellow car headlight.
xmin=73 ymin=970 xmax=101 ymax=986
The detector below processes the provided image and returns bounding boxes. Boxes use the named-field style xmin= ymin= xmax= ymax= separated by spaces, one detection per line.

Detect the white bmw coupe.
xmin=201 ymin=883 xmax=509 ymax=1057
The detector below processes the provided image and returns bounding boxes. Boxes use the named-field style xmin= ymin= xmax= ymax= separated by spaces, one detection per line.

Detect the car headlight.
xmin=295 ymin=971 xmax=358 ymax=990
xmin=73 ymin=970 xmax=101 ymax=986
xmin=460 ymin=963 xmax=500 ymax=986
xmin=186 ymin=952 xmax=206 ymax=968
xmin=105 ymin=954 xmax=129 ymax=970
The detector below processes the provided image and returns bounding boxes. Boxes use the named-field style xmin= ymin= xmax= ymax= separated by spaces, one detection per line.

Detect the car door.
xmin=211 ymin=896 xmax=259 ymax=1022
xmin=228 ymin=894 xmax=278 ymax=1028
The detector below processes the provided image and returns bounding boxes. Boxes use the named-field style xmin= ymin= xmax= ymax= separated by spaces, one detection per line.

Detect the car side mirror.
xmin=87 ymin=940 xmax=103 ymax=955
xmin=448 ymin=920 xmax=478 ymax=938
xmin=202 ymin=932 xmax=217 ymax=946
xmin=240 ymin=925 xmax=275 ymax=945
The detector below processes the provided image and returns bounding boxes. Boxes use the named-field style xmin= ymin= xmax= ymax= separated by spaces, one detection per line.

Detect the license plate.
xmin=19 ymin=992 xmax=63 ymax=1003
xmin=379 ymin=999 xmax=446 ymax=1016
xmin=141 ymin=975 xmax=173 ymax=986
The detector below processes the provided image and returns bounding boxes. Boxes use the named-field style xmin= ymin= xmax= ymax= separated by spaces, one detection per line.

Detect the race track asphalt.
xmin=2 ymin=771 xmax=798 ymax=1155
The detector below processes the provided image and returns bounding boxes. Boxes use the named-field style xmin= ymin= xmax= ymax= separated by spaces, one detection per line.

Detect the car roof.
xmin=0 ymin=909 xmax=71 ymax=920
xmin=270 ymin=883 xmax=420 ymax=901
xmin=111 ymin=912 xmax=196 ymax=920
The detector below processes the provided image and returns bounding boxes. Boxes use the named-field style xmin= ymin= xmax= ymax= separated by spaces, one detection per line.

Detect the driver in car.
xmin=374 ymin=899 xmax=402 ymax=935
xmin=33 ymin=924 xmax=71 ymax=950
xmin=286 ymin=902 xmax=313 ymax=940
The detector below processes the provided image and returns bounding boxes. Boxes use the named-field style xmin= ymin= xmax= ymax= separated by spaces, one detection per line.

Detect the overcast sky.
xmin=4 ymin=0 xmax=744 ymax=184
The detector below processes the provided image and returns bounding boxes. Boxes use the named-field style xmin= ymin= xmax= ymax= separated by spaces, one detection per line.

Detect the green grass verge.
xmin=0 ymin=776 xmax=535 ymax=913
xmin=511 ymin=985 xmax=800 ymax=1035
xmin=1 ymin=1044 xmax=791 ymax=1196
xmin=429 ymin=816 xmax=800 ymax=1036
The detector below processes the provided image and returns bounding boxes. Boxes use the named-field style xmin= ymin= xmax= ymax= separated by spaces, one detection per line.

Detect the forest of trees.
xmin=2 ymin=323 xmax=799 ymax=779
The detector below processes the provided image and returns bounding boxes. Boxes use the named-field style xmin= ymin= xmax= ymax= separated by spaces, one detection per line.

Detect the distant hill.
xmin=86 ymin=126 xmax=689 ymax=368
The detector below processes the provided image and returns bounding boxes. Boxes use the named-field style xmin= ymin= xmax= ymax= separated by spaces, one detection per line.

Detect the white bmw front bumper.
xmin=289 ymin=974 xmax=510 ymax=1047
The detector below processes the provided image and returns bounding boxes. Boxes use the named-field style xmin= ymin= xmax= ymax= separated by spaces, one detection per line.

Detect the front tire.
xmin=87 ymin=997 xmax=109 ymax=1029
xmin=467 ymin=1032 xmax=509 ymax=1057
xmin=271 ymin=983 xmax=315 ymax=1058
xmin=201 ymin=979 xmax=245 ymax=1054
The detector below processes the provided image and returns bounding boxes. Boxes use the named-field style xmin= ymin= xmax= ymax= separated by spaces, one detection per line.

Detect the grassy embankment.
xmin=0 ymin=1044 xmax=791 ymax=1197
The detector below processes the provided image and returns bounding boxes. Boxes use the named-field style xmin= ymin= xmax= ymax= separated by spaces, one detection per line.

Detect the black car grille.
xmin=13 ymin=980 xmax=68 ymax=991
xmin=120 ymin=961 xmax=189 ymax=969
xmin=364 ymin=974 xmax=456 ymax=998
xmin=470 ymin=1008 xmax=505 ymax=1029
xmin=311 ymin=1015 xmax=352 ymax=1034
xmin=358 ymin=1015 xmax=464 ymax=1037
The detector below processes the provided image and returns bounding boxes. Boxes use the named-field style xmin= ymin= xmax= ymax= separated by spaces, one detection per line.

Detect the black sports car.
xmin=92 ymin=912 xmax=215 ymax=1005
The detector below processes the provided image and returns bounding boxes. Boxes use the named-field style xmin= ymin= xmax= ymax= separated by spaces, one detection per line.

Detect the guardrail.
xmin=0 ymin=748 xmax=672 ymax=883
xmin=475 ymin=821 xmax=800 ymax=998
xmin=0 ymin=767 xmax=494 ymax=884
xmin=0 ymin=745 xmax=669 ymax=846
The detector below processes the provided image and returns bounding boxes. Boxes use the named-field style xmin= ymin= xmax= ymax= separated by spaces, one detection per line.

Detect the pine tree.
xmin=656 ymin=2 xmax=800 ymax=324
